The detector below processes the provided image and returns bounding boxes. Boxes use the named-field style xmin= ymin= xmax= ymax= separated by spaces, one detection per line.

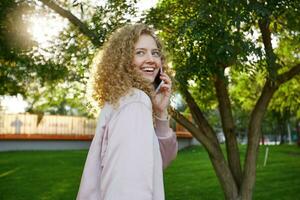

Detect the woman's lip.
xmin=141 ymin=69 xmax=155 ymax=73
xmin=142 ymin=71 xmax=155 ymax=75
xmin=140 ymin=67 xmax=158 ymax=73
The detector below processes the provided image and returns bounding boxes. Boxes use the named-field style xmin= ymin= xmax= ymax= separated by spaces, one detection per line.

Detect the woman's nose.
xmin=145 ymin=52 xmax=155 ymax=62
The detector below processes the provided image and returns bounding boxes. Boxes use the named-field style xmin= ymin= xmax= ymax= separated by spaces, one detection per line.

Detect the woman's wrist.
xmin=155 ymin=109 xmax=168 ymax=120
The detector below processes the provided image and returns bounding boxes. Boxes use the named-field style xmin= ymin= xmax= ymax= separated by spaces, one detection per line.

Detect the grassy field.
xmin=0 ymin=145 xmax=299 ymax=200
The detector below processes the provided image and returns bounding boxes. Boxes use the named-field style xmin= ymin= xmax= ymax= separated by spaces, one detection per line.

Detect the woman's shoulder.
xmin=120 ymin=88 xmax=152 ymax=109
xmin=102 ymin=88 xmax=152 ymax=115
xmin=97 ymin=103 xmax=115 ymax=125
xmin=100 ymin=89 xmax=152 ymax=125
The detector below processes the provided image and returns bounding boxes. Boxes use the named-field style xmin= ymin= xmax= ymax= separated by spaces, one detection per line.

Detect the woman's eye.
xmin=135 ymin=51 xmax=145 ymax=56
xmin=152 ymin=51 xmax=161 ymax=57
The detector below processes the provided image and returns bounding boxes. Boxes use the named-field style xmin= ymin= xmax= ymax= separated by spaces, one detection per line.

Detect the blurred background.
xmin=1 ymin=0 xmax=300 ymax=199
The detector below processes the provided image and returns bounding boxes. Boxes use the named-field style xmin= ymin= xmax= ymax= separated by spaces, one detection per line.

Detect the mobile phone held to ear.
xmin=154 ymin=67 xmax=164 ymax=93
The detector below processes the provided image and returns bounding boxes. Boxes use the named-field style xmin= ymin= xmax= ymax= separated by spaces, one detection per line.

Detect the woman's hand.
xmin=153 ymin=73 xmax=172 ymax=119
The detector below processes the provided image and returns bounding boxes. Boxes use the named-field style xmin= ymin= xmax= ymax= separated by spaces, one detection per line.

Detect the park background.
xmin=1 ymin=0 xmax=300 ymax=199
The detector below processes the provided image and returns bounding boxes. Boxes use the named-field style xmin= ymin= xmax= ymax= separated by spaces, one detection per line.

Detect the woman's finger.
xmin=160 ymin=76 xmax=172 ymax=88
xmin=161 ymin=84 xmax=171 ymax=90
xmin=160 ymin=84 xmax=171 ymax=96
xmin=160 ymin=74 xmax=171 ymax=84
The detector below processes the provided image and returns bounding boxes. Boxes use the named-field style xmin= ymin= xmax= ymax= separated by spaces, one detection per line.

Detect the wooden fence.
xmin=0 ymin=113 xmax=192 ymax=140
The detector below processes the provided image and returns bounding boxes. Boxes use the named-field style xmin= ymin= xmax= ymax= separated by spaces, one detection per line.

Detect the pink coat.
xmin=77 ymin=89 xmax=178 ymax=200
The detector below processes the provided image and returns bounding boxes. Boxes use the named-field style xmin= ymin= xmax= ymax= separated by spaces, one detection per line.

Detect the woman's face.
xmin=132 ymin=34 xmax=162 ymax=83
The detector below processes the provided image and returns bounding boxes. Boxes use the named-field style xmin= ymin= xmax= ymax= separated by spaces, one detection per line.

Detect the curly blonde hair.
xmin=92 ymin=23 xmax=168 ymax=107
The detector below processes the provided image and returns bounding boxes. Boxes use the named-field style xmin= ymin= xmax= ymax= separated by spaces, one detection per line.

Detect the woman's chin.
xmin=142 ymin=76 xmax=155 ymax=83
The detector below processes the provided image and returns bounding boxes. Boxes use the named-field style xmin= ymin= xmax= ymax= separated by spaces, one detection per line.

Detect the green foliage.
xmin=146 ymin=0 xmax=263 ymax=85
xmin=229 ymin=69 xmax=265 ymax=111
xmin=25 ymin=81 xmax=94 ymax=117
xmin=89 ymin=0 xmax=137 ymax=42
xmin=146 ymin=0 xmax=299 ymax=85
xmin=1 ymin=0 xmax=138 ymax=116
xmin=0 ymin=0 xmax=69 ymax=97
xmin=0 ymin=0 xmax=34 ymax=95
xmin=271 ymin=78 xmax=300 ymax=118
xmin=269 ymin=36 xmax=300 ymax=118
xmin=0 ymin=0 xmax=33 ymax=58
xmin=146 ymin=0 xmax=300 ymax=133
xmin=28 ymin=0 xmax=138 ymax=116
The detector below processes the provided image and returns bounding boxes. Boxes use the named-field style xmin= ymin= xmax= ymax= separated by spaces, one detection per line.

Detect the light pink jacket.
xmin=77 ymin=89 xmax=178 ymax=200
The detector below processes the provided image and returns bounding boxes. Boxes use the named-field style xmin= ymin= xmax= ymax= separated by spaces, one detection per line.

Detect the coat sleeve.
xmin=100 ymin=101 xmax=154 ymax=200
xmin=76 ymin=114 xmax=104 ymax=200
xmin=154 ymin=117 xmax=178 ymax=169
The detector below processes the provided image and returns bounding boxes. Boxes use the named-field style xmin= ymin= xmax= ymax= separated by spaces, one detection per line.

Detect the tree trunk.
xmin=171 ymin=108 xmax=239 ymax=200
xmin=296 ymin=120 xmax=300 ymax=147
xmin=208 ymin=152 xmax=240 ymax=200
xmin=240 ymin=80 xmax=277 ymax=200
xmin=214 ymin=73 xmax=242 ymax=188
xmin=261 ymin=133 xmax=265 ymax=145
xmin=279 ymin=118 xmax=285 ymax=144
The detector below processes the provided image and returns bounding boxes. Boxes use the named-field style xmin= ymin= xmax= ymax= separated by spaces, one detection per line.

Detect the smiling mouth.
xmin=141 ymin=67 xmax=156 ymax=73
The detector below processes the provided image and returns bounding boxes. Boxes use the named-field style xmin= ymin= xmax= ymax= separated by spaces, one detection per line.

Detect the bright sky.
xmin=28 ymin=0 xmax=158 ymax=47
xmin=28 ymin=14 xmax=68 ymax=49
xmin=0 ymin=95 xmax=28 ymax=113
xmin=3 ymin=0 xmax=158 ymax=114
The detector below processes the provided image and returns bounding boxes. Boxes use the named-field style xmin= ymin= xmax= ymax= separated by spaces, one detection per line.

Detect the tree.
xmin=1 ymin=0 xmax=138 ymax=116
xmin=144 ymin=0 xmax=300 ymax=199
xmin=6 ymin=0 xmax=299 ymax=199
xmin=229 ymin=68 xmax=294 ymax=145
xmin=0 ymin=0 xmax=69 ymax=96
xmin=268 ymin=35 xmax=300 ymax=145
xmin=28 ymin=0 xmax=138 ymax=115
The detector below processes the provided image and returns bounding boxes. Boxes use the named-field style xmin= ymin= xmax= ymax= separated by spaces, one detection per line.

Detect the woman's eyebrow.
xmin=135 ymin=48 xmax=146 ymax=50
xmin=135 ymin=47 xmax=160 ymax=51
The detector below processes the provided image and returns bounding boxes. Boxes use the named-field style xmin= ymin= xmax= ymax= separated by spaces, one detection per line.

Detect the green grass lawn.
xmin=0 ymin=145 xmax=299 ymax=200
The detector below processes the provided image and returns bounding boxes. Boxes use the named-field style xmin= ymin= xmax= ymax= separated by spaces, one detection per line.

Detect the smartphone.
xmin=154 ymin=67 xmax=164 ymax=93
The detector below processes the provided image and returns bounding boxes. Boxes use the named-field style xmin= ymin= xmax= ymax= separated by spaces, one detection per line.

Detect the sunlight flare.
xmin=27 ymin=14 xmax=67 ymax=48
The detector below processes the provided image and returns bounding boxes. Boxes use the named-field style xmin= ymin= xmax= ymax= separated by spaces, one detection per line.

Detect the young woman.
xmin=77 ymin=23 xmax=178 ymax=200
